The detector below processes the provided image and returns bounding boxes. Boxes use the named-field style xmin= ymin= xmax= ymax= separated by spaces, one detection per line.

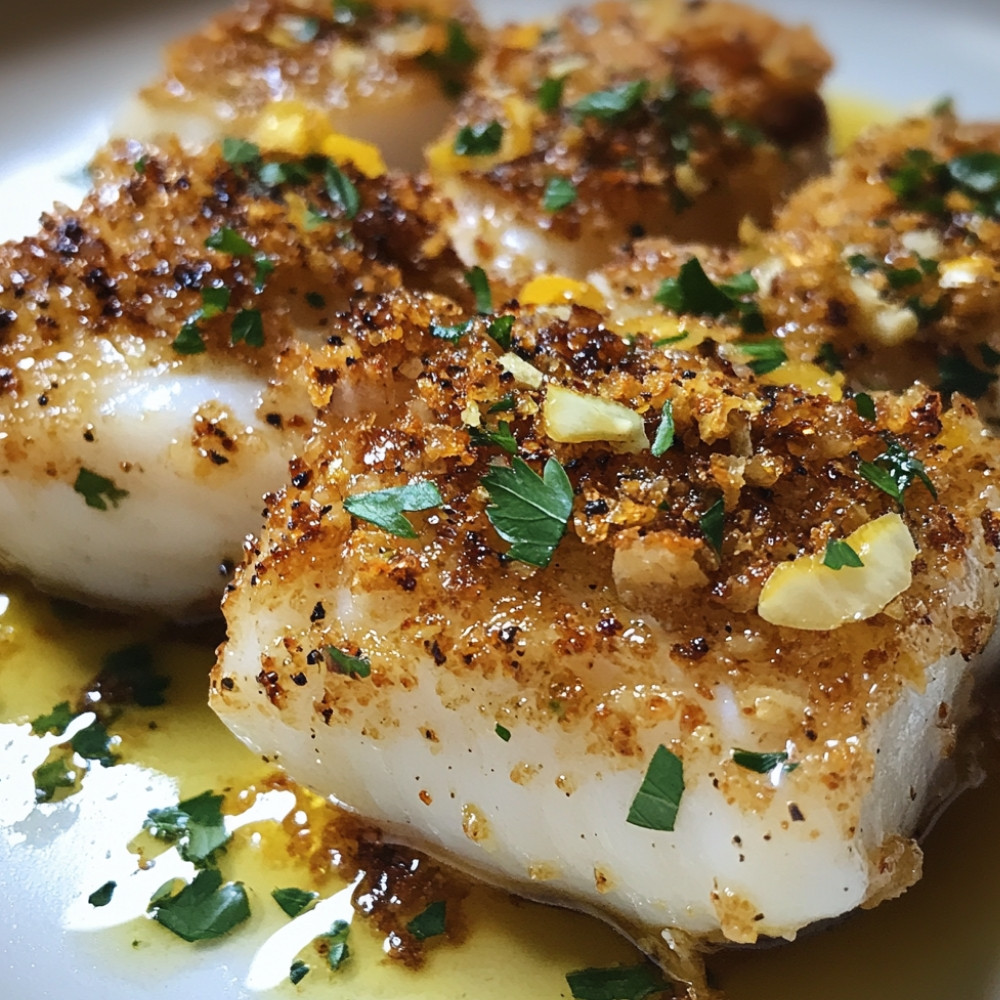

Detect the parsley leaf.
xmin=655 ymin=257 xmax=763 ymax=332
xmin=144 ymin=790 xmax=230 ymax=866
xmin=488 ymin=314 xmax=514 ymax=349
xmin=488 ymin=394 xmax=515 ymax=413
xmin=854 ymin=392 xmax=877 ymax=421
xmin=731 ymin=749 xmax=797 ymax=774
xmin=571 ymin=80 xmax=648 ymax=121
xmin=453 ymin=121 xmax=504 ymax=156
xmin=324 ymin=162 xmax=361 ymax=219
xmin=739 ymin=338 xmax=787 ymax=376
xmin=566 ymin=963 xmax=671 ymax=1000
xmin=938 ymin=353 xmax=997 ymax=399
xmin=465 ymin=266 xmax=493 ymax=313
xmin=699 ymin=496 xmax=724 ymax=555
xmin=343 ymin=480 xmax=443 ymax=538
xmin=148 ymin=869 xmax=250 ymax=943
xmin=31 ymin=701 xmax=74 ymax=736
xmin=33 ymin=755 xmax=78 ymax=803
xmin=74 ymin=468 xmax=129 ymax=511
xmin=272 ymin=887 xmax=318 ymax=918
xmin=417 ymin=19 xmax=478 ymax=97
xmin=823 ymin=538 xmax=864 ymax=570
xmin=289 ymin=960 xmax=310 ymax=985
xmin=200 ymin=285 xmax=231 ymax=318
xmin=482 ymin=457 xmax=573 ymax=568
xmin=430 ymin=319 xmax=473 ymax=342
xmin=543 ymin=176 xmax=577 ymax=212
xmin=320 ymin=919 xmax=352 ymax=970
xmin=495 ymin=723 xmax=511 ymax=742
xmin=469 ymin=420 xmax=517 ymax=455
xmin=650 ymin=400 xmax=674 ymax=457
xmin=537 ymin=76 xmax=565 ymax=112
xmin=221 ymin=138 xmax=261 ymax=166
xmin=231 ymin=308 xmax=265 ymax=348
xmin=205 ymin=227 xmax=254 ymax=256
xmin=406 ymin=899 xmax=447 ymax=940
xmin=626 ymin=744 xmax=684 ymax=832
xmin=254 ymin=255 xmax=276 ymax=293
xmin=172 ymin=322 xmax=206 ymax=355
xmin=88 ymin=881 xmax=117 ymax=907
xmin=326 ymin=647 xmax=371 ymax=679
xmin=71 ymin=719 xmax=118 ymax=767
xmin=858 ymin=438 xmax=937 ymax=505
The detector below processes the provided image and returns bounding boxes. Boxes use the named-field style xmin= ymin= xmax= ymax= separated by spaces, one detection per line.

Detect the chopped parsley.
xmin=406 ymin=899 xmax=447 ymax=940
xmin=205 ymin=226 xmax=254 ymax=256
xmin=482 ymin=457 xmax=573 ymax=568
xmin=731 ymin=749 xmax=797 ymax=774
xmin=324 ymin=162 xmax=361 ymax=219
xmin=143 ymin=790 xmax=230 ymax=866
xmin=253 ymin=256 xmax=276 ymax=293
xmin=487 ymin=394 xmax=516 ymax=413
xmin=417 ymin=18 xmax=479 ymax=97
xmin=542 ymin=176 xmax=578 ymax=212
xmin=699 ymin=496 xmax=725 ymax=556
xmin=148 ymin=869 xmax=250 ymax=943
xmin=305 ymin=291 xmax=326 ymax=310
xmin=319 ymin=919 xmax=352 ymax=970
xmin=626 ymin=744 xmax=684 ymax=832
xmin=332 ymin=0 xmax=374 ymax=26
xmin=272 ymin=886 xmax=319 ymax=919
xmin=495 ymin=723 xmax=512 ymax=742
xmin=231 ymin=308 xmax=265 ymax=348
xmin=537 ymin=76 xmax=566 ymax=112
xmin=469 ymin=420 xmax=517 ymax=455
xmin=487 ymin=314 xmax=515 ymax=349
xmin=342 ymin=480 xmax=444 ymax=538
xmin=654 ymin=257 xmax=764 ymax=333
xmin=823 ymin=538 xmax=864 ymax=570
xmin=650 ymin=400 xmax=674 ymax=457
xmin=465 ymin=266 xmax=493 ymax=313
xmin=289 ymin=960 xmax=310 ymax=985
xmin=453 ymin=121 xmax=504 ymax=156
xmin=739 ymin=338 xmax=787 ymax=376
xmin=566 ymin=963 xmax=671 ymax=1000
xmin=327 ymin=646 xmax=372 ymax=679
xmin=854 ymin=392 xmax=877 ymax=421
xmin=30 ymin=701 xmax=74 ymax=737
xmin=571 ymin=80 xmax=648 ymax=122
xmin=88 ymin=881 xmax=117 ymax=908
xmin=858 ymin=437 xmax=937 ymax=506
xmin=430 ymin=319 xmax=473 ymax=342
xmin=887 ymin=147 xmax=1000 ymax=218
xmin=937 ymin=353 xmax=997 ymax=399
xmin=221 ymin=138 xmax=261 ymax=167
xmin=172 ymin=322 xmax=206 ymax=355
xmin=33 ymin=755 xmax=79 ymax=804
xmin=816 ymin=341 xmax=843 ymax=374
xmin=73 ymin=468 xmax=129 ymax=511
xmin=200 ymin=285 xmax=231 ymax=318
xmin=70 ymin=718 xmax=118 ymax=768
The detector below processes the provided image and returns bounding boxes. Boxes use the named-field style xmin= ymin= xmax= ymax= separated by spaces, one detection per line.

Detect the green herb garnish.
xmin=566 ymin=963 xmax=671 ymax=1000
xmin=343 ymin=480 xmax=443 ymax=538
xmin=33 ymin=755 xmax=78 ymax=803
xmin=626 ymin=745 xmax=684 ymax=832
xmin=272 ymin=887 xmax=319 ymax=918
xmin=430 ymin=320 xmax=472 ymax=342
xmin=327 ymin=647 xmax=372 ymax=679
xmin=289 ymin=960 xmax=310 ymax=985
xmin=854 ymin=392 xmax=877 ymax=421
xmin=148 ymin=869 xmax=251 ymax=943
xmin=731 ymin=749 xmax=797 ymax=774
xmin=231 ymin=308 xmax=265 ymax=348
xmin=88 ymin=881 xmax=117 ymax=907
xmin=938 ymin=353 xmax=997 ymax=399
xmin=495 ymin=723 xmax=511 ymax=742
xmin=654 ymin=257 xmax=763 ymax=332
xmin=699 ymin=496 xmax=724 ymax=555
xmin=453 ymin=121 xmax=504 ymax=156
xmin=542 ymin=176 xmax=577 ymax=212
xmin=650 ymin=400 xmax=674 ymax=457
xmin=74 ymin=468 xmax=129 ymax=511
xmin=70 ymin=719 xmax=118 ymax=767
xmin=320 ymin=919 xmax=352 ymax=970
xmin=482 ymin=457 xmax=573 ymax=568
xmin=537 ymin=76 xmax=566 ymax=112
xmin=487 ymin=314 xmax=514 ymax=349
xmin=172 ymin=322 xmax=206 ymax=355
xmin=144 ymin=790 xmax=230 ymax=866
xmin=324 ymin=162 xmax=361 ymax=219
xmin=407 ymin=899 xmax=447 ymax=940
xmin=823 ymin=538 xmax=864 ymax=570
xmin=571 ymin=80 xmax=648 ymax=121
xmin=469 ymin=420 xmax=517 ymax=455
xmin=205 ymin=226 xmax=254 ymax=256
xmin=465 ymin=266 xmax=493 ymax=313
xmin=739 ymin=338 xmax=787 ymax=376
xmin=31 ymin=701 xmax=74 ymax=737
xmin=858 ymin=437 xmax=936 ymax=505
xmin=221 ymin=138 xmax=261 ymax=166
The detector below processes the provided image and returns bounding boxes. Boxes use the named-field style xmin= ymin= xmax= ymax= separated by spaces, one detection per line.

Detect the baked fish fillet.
xmin=212 ymin=289 xmax=1000 ymax=991
xmin=426 ymin=0 xmax=831 ymax=288
xmin=116 ymin=0 xmax=484 ymax=172
xmin=0 ymin=140 xmax=467 ymax=616
xmin=594 ymin=108 xmax=1000 ymax=414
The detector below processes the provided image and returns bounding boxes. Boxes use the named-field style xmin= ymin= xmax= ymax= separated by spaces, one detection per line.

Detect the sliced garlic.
xmin=849 ymin=275 xmax=919 ymax=347
xmin=757 ymin=513 xmax=917 ymax=631
xmin=543 ymin=384 xmax=648 ymax=453
xmin=498 ymin=352 xmax=544 ymax=389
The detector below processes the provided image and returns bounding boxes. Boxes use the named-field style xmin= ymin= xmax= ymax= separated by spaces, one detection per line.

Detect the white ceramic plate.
xmin=2 ymin=2 xmax=1000 ymax=998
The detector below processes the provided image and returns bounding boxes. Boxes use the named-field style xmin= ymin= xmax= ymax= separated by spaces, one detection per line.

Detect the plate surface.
xmin=2 ymin=1 xmax=1000 ymax=998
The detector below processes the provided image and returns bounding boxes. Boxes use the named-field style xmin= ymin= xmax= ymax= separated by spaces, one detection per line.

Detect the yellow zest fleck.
xmin=759 ymin=361 xmax=845 ymax=402
xmin=320 ymin=133 xmax=387 ymax=178
xmin=544 ymin=385 xmax=648 ymax=453
xmin=519 ymin=275 xmax=605 ymax=311
xmin=252 ymin=100 xmax=328 ymax=156
xmin=757 ymin=513 xmax=917 ymax=631
xmin=608 ymin=314 xmax=716 ymax=350
xmin=501 ymin=22 xmax=544 ymax=50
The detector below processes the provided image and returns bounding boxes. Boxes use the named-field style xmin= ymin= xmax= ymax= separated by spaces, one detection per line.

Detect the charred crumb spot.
xmin=306 ymin=649 xmax=324 ymax=665
xmin=218 ymin=558 xmax=235 ymax=576
xmin=825 ymin=298 xmax=849 ymax=327
xmin=584 ymin=498 xmax=609 ymax=517
xmin=292 ymin=469 xmax=312 ymax=489
xmin=310 ymin=601 xmax=326 ymax=622
xmin=753 ymin=912 xmax=765 ymax=922
xmin=596 ymin=615 xmax=622 ymax=637
xmin=208 ymin=450 xmax=229 ymax=465
xmin=428 ymin=640 xmax=447 ymax=666
xmin=38 ymin=395 xmax=48 ymax=406
xmin=83 ymin=428 xmax=95 ymax=443
xmin=0 ymin=309 xmax=15 ymax=331
xmin=804 ymin=728 xmax=817 ymax=742
xmin=291 ymin=672 xmax=308 ymax=686
xmin=498 ymin=625 xmax=518 ymax=646
xmin=54 ymin=218 xmax=86 ymax=256
xmin=220 ymin=676 xmax=235 ymax=691
xmin=423 ymin=729 xmax=439 ymax=742
xmin=265 ymin=412 xmax=283 ymax=428
xmin=628 ymin=223 xmax=646 ymax=239
xmin=327 ymin=335 xmax=344 ymax=347
xmin=981 ymin=510 xmax=1000 ymax=550
xmin=788 ymin=803 xmax=805 ymax=822
xmin=672 ymin=636 xmax=710 ymax=660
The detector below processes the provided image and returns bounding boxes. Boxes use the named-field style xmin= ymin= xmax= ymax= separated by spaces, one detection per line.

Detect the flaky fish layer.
xmin=212 ymin=290 xmax=1000 ymax=988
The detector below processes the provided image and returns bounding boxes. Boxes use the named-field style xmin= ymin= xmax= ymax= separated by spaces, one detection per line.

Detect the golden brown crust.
xmin=216 ymin=288 xmax=1000 ymax=756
